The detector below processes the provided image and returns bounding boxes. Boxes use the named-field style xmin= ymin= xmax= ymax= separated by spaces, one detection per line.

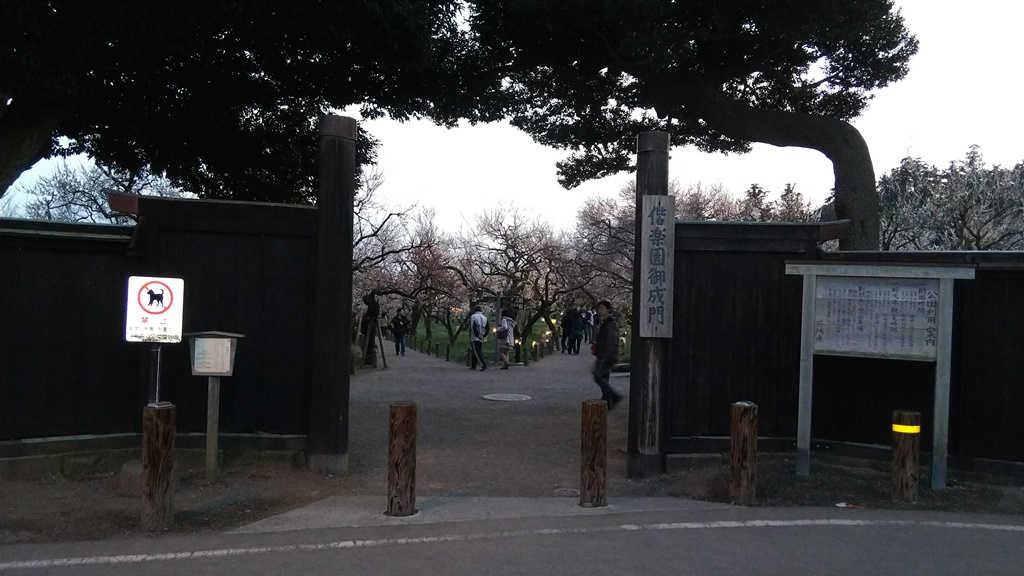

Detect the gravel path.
xmin=346 ymin=347 xmax=641 ymax=498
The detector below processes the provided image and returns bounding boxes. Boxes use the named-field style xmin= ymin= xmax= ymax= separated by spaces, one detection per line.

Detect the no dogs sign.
xmin=125 ymin=276 xmax=185 ymax=343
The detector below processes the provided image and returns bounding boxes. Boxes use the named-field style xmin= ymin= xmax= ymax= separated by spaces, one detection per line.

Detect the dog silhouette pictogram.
xmin=146 ymin=288 xmax=165 ymax=308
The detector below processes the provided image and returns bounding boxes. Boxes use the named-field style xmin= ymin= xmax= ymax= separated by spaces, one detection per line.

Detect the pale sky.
xmin=9 ymin=0 xmax=1022 ymax=233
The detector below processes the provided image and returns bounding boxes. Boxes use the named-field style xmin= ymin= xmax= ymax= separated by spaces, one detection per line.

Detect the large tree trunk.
xmin=682 ymin=84 xmax=879 ymax=250
xmin=0 ymin=98 xmax=62 ymax=198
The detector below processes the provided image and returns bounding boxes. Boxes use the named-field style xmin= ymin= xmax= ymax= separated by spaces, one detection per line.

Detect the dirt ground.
xmin=5 ymin=352 xmax=1023 ymax=545
xmin=3 ymin=451 xmax=1022 ymax=545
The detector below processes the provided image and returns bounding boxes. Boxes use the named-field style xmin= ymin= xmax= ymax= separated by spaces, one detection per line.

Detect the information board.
xmin=813 ymin=276 xmax=939 ymax=361
xmin=193 ymin=338 xmax=232 ymax=375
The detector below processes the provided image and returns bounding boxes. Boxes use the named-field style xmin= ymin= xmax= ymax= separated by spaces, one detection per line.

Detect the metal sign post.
xmin=186 ymin=331 xmax=244 ymax=483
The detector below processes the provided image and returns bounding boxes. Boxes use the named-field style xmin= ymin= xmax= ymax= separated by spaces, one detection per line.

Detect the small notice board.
xmin=186 ymin=331 xmax=243 ymax=377
xmin=785 ymin=263 xmax=975 ymax=490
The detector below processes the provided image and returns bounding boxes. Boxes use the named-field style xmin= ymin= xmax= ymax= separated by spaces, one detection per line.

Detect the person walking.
xmin=569 ymin=307 xmax=586 ymax=354
xmin=469 ymin=305 xmax=489 ymax=371
xmin=390 ymin=309 xmax=409 ymax=356
xmin=560 ymin=307 xmax=577 ymax=353
xmin=591 ymin=300 xmax=623 ymax=409
xmin=496 ymin=310 xmax=517 ymax=369
xmin=583 ymin=308 xmax=596 ymax=343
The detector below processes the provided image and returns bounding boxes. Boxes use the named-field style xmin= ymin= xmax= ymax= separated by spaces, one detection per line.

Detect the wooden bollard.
xmin=523 ymin=344 xmax=529 ymax=366
xmin=385 ymin=401 xmax=417 ymax=516
xmin=579 ymin=399 xmax=608 ymax=507
xmin=729 ymin=401 xmax=758 ymax=505
xmin=892 ymin=410 xmax=921 ymax=502
xmin=445 ymin=345 xmax=450 ymax=362
xmin=142 ymin=402 xmax=176 ymax=531
xmin=435 ymin=343 xmax=440 ymax=357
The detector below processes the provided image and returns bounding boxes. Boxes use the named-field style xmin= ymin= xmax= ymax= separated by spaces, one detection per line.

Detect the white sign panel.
xmin=125 ymin=276 xmax=185 ymax=343
xmin=813 ymin=276 xmax=939 ymax=361
xmin=639 ymin=195 xmax=675 ymax=338
xmin=193 ymin=338 xmax=232 ymax=374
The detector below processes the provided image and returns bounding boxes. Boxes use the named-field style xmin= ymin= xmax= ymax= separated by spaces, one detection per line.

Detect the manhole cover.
xmin=482 ymin=393 xmax=532 ymax=402
xmin=553 ymin=488 xmax=580 ymax=497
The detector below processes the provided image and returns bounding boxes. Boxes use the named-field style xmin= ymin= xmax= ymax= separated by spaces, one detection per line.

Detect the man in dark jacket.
xmin=568 ymin=307 xmax=586 ymax=354
xmin=592 ymin=300 xmax=623 ymax=409
xmin=390 ymin=309 xmax=409 ymax=356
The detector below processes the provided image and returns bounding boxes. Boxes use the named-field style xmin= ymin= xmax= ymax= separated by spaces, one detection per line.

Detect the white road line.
xmin=3 ymin=518 xmax=1022 ymax=570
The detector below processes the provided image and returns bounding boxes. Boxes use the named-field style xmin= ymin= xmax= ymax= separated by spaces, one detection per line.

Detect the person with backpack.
xmin=496 ymin=309 xmax=517 ymax=369
xmin=469 ymin=305 xmax=489 ymax=371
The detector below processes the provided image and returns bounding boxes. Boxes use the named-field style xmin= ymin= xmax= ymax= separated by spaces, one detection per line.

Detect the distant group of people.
xmin=360 ymin=295 xmax=623 ymax=410
xmin=560 ymin=306 xmax=597 ymax=355
xmin=469 ymin=300 xmax=622 ymax=409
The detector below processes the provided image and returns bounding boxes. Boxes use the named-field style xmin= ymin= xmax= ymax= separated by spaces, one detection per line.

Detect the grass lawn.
xmin=404 ymin=327 xmax=552 ymax=365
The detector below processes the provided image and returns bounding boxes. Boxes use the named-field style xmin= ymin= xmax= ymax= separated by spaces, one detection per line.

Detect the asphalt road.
xmin=2 ymin=505 xmax=1023 ymax=575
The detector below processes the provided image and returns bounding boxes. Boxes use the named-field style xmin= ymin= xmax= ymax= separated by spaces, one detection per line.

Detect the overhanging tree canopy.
xmin=0 ymin=0 xmax=473 ymax=203
xmin=463 ymin=0 xmax=919 ymax=249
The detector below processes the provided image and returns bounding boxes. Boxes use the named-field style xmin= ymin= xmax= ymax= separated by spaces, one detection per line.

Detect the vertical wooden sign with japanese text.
xmin=639 ymin=195 xmax=675 ymax=338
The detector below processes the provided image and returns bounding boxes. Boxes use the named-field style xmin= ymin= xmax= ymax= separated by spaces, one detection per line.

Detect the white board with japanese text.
xmin=639 ymin=195 xmax=675 ymax=338
xmin=125 ymin=276 xmax=185 ymax=343
xmin=813 ymin=276 xmax=939 ymax=361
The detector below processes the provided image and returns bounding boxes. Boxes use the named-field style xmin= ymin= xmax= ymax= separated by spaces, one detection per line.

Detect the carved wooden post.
xmin=385 ymin=401 xmax=417 ymax=517
xmin=730 ymin=401 xmax=758 ymax=505
xmin=580 ymin=399 xmax=608 ymax=507
xmin=627 ymin=130 xmax=671 ymax=479
xmin=892 ymin=410 xmax=920 ymax=502
xmin=141 ymin=402 xmax=175 ymax=531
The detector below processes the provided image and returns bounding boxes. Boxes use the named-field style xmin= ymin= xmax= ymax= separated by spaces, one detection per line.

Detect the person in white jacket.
xmin=496 ymin=310 xmax=517 ymax=369
xmin=469 ymin=305 xmax=489 ymax=371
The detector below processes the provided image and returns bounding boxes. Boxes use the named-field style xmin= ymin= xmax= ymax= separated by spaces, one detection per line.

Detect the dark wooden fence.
xmin=0 ymin=220 xmax=141 ymax=439
xmin=132 ymin=197 xmax=317 ymax=436
xmin=0 ymin=196 xmax=317 ymax=441
xmin=667 ymin=221 xmax=840 ymax=451
xmin=668 ymin=222 xmax=1024 ymax=471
